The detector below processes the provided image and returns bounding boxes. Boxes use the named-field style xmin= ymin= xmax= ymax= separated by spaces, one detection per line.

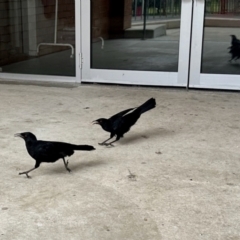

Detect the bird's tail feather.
xmin=72 ymin=145 xmax=95 ymax=151
xmin=137 ymin=98 xmax=156 ymax=114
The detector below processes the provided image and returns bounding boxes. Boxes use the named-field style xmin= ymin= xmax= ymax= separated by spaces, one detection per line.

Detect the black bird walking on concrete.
xmin=15 ymin=132 xmax=95 ymax=178
xmin=92 ymin=98 xmax=156 ymax=146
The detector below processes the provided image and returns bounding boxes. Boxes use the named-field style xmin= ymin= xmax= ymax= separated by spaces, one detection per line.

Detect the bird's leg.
xmin=104 ymin=137 xmax=120 ymax=147
xmin=104 ymin=139 xmax=117 ymax=147
xmin=19 ymin=167 xmax=36 ymax=178
xmin=98 ymin=137 xmax=114 ymax=146
xmin=63 ymin=157 xmax=71 ymax=173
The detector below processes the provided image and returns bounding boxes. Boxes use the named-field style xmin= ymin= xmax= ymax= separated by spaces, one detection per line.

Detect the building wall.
xmin=0 ymin=0 xmax=75 ymax=66
xmin=92 ymin=0 xmax=110 ymax=40
xmin=124 ymin=0 xmax=132 ymax=29
xmin=1 ymin=0 xmax=131 ymax=67
xmin=92 ymin=0 xmax=132 ymax=40
xmin=0 ymin=0 xmax=10 ymax=66
xmin=0 ymin=1 xmax=25 ymax=66
xmin=36 ymin=0 xmax=75 ymax=56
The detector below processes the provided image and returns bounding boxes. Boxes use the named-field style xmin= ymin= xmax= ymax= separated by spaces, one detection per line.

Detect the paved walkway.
xmin=1 ymin=82 xmax=240 ymax=239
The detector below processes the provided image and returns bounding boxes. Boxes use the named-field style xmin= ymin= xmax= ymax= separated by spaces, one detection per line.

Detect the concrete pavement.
xmin=0 ymin=82 xmax=240 ymax=240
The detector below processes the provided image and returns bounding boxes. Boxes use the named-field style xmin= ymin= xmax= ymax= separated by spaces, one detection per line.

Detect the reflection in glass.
xmin=91 ymin=0 xmax=181 ymax=72
xmin=0 ymin=0 xmax=75 ymax=76
xmin=201 ymin=0 xmax=240 ymax=74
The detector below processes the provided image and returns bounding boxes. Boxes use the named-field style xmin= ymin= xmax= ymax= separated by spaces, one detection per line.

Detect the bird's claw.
xmin=64 ymin=164 xmax=71 ymax=172
xmin=98 ymin=142 xmax=109 ymax=146
xmin=104 ymin=143 xmax=114 ymax=147
xmin=98 ymin=142 xmax=114 ymax=147
xmin=19 ymin=172 xmax=31 ymax=178
xmin=105 ymin=143 xmax=114 ymax=147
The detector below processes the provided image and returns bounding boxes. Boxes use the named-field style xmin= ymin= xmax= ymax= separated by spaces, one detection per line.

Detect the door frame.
xmin=81 ymin=0 xmax=193 ymax=87
xmin=189 ymin=0 xmax=240 ymax=90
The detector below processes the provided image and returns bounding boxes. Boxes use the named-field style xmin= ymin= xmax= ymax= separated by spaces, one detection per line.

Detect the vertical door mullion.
xmin=75 ymin=0 xmax=81 ymax=83
xmin=189 ymin=0 xmax=205 ymax=87
xmin=81 ymin=0 xmax=91 ymax=81
xmin=177 ymin=0 xmax=193 ymax=86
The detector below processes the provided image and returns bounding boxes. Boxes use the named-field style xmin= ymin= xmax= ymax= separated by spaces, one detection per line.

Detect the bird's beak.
xmin=14 ymin=133 xmax=24 ymax=138
xmin=92 ymin=120 xmax=99 ymax=125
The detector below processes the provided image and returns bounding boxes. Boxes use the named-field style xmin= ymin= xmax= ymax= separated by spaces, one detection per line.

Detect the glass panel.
xmin=91 ymin=0 xmax=181 ymax=72
xmin=201 ymin=0 xmax=240 ymax=75
xmin=0 ymin=0 xmax=75 ymax=76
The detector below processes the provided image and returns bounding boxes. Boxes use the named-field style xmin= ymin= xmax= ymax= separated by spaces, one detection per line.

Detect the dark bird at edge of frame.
xmin=228 ymin=35 xmax=240 ymax=62
xmin=15 ymin=132 xmax=95 ymax=178
xmin=92 ymin=98 xmax=156 ymax=147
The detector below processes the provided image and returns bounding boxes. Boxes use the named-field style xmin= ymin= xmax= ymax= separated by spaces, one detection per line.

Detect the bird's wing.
xmin=32 ymin=141 xmax=75 ymax=161
xmin=235 ymin=41 xmax=240 ymax=46
xmin=109 ymin=108 xmax=135 ymax=122
xmin=112 ymin=110 xmax=139 ymax=132
xmin=232 ymin=38 xmax=240 ymax=46
xmin=32 ymin=141 xmax=59 ymax=159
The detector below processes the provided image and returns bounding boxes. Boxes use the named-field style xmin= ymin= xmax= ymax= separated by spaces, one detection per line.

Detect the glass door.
xmin=81 ymin=0 xmax=193 ymax=87
xmin=190 ymin=0 xmax=240 ymax=90
xmin=0 ymin=0 xmax=80 ymax=82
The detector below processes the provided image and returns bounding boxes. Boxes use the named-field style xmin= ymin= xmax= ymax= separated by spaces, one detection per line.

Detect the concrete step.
xmin=124 ymin=24 xmax=166 ymax=38
xmin=132 ymin=19 xmax=180 ymax=29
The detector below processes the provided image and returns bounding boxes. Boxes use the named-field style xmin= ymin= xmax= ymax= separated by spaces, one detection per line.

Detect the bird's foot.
xmin=63 ymin=159 xmax=71 ymax=173
xmin=98 ymin=142 xmax=105 ymax=146
xmin=98 ymin=142 xmax=114 ymax=147
xmin=104 ymin=143 xmax=115 ymax=147
xmin=65 ymin=165 xmax=71 ymax=173
xmin=19 ymin=172 xmax=31 ymax=178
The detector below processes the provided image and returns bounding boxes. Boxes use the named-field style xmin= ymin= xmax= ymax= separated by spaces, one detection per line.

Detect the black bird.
xmin=92 ymin=98 xmax=156 ymax=146
xmin=229 ymin=45 xmax=240 ymax=62
xmin=15 ymin=132 xmax=95 ymax=178
xmin=228 ymin=35 xmax=240 ymax=62
xmin=230 ymin=35 xmax=240 ymax=46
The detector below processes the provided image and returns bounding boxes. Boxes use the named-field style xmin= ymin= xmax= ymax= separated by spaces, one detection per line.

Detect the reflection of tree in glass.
xmin=206 ymin=0 xmax=240 ymax=15
xmin=132 ymin=0 xmax=181 ymax=16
